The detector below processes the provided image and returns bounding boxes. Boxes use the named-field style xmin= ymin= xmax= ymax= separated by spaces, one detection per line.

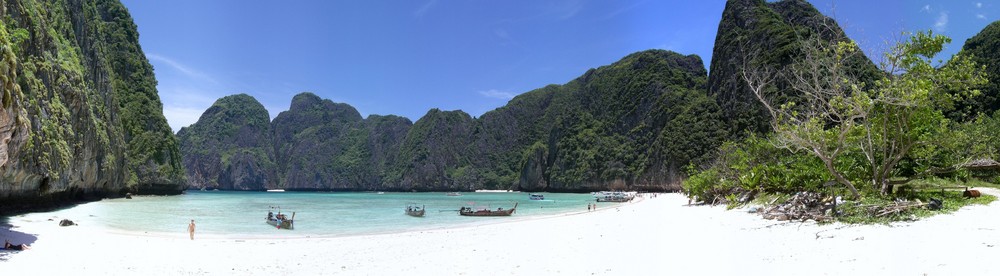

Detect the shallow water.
xmin=21 ymin=191 xmax=616 ymax=238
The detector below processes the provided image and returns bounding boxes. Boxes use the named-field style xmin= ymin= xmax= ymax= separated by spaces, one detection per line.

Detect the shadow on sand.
xmin=1 ymin=216 xmax=39 ymax=261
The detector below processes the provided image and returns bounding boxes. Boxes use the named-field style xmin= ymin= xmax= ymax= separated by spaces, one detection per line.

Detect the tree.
xmin=864 ymin=31 xmax=987 ymax=194
xmin=741 ymin=30 xmax=986 ymax=198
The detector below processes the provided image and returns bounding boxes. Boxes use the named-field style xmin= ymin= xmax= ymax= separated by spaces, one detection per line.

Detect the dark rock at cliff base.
xmin=0 ymin=0 xmax=185 ymax=215
xmin=59 ymin=219 xmax=76 ymax=227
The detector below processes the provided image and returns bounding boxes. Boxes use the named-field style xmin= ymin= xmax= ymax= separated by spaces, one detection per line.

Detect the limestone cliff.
xmin=181 ymin=50 xmax=720 ymax=192
xmin=176 ymin=94 xmax=274 ymax=190
xmin=0 ymin=0 xmax=185 ymax=214
xmin=955 ymin=20 xmax=1000 ymax=119
xmin=706 ymin=0 xmax=880 ymax=137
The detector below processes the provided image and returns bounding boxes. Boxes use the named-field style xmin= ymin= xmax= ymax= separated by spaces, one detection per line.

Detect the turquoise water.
xmin=27 ymin=191 xmax=616 ymax=238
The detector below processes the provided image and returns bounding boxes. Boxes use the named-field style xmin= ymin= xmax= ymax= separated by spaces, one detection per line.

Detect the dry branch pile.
xmin=864 ymin=200 xmax=928 ymax=218
xmin=760 ymin=192 xmax=833 ymax=222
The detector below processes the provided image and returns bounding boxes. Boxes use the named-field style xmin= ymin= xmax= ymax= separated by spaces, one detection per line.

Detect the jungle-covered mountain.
xmin=954 ymin=20 xmax=1000 ymax=119
xmin=707 ymin=0 xmax=881 ymax=137
xmin=180 ymin=50 xmax=725 ymax=192
xmin=1 ymin=0 xmax=186 ymax=214
xmin=181 ymin=0 xmax=898 ymax=192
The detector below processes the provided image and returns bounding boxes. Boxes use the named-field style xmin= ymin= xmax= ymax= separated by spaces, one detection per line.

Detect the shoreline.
xmin=3 ymin=192 xmax=999 ymax=275
xmin=4 ymin=194 xmax=644 ymax=241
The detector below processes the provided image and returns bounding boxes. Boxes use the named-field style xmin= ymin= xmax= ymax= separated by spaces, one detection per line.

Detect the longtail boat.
xmin=406 ymin=204 xmax=426 ymax=217
xmin=266 ymin=208 xmax=295 ymax=229
xmin=459 ymin=202 xmax=517 ymax=216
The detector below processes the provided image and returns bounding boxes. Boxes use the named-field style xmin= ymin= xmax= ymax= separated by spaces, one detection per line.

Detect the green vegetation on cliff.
xmin=177 ymin=94 xmax=274 ymax=190
xmin=707 ymin=0 xmax=880 ymax=137
xmin=182 ymin=50 xmax=721 ymax=192
xmin=1 ymin=0 xmax=185 ymax=213
xmin=953 ymin=20 xmax=1000 ymax=120
xmin=686 ymin=1 xmax=998 ymax=223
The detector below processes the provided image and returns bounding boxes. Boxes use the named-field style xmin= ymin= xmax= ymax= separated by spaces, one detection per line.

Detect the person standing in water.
xmin=188 ymin=219 xmax=196 ymax=240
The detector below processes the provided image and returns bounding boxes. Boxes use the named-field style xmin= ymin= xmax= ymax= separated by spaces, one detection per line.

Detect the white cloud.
xmin=413 ymin=0 xmax=436 ymax=18
xmin=976 ymin=2 xmax=983 ymax=8
xmin=978 ymin=14 xmax=987 ymax=19
xmin=601 ymin=1 xmax=646 ymax=20
xmin=547 ymin=0 xmax=583 ymax=20
xmin=934 ymin=12 xmax=949 ymax=32
xmin=155 ymin=85 xmax=221 ymax=133
xmin=147 ymin=54 xmax=217 ymax=84
xmin=478 ymin=89 xmax=516 ymax=100
xmin=921 ymin=5 xmax=931 ymax=13
xmin=163 ymin=105 xmax=207 ymax=133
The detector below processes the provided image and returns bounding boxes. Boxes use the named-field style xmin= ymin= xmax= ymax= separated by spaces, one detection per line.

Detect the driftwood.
xmin=872 ymin=201 xmax=927 ymax=217
xmin=760 ymin=192 xmax=832 ymax=222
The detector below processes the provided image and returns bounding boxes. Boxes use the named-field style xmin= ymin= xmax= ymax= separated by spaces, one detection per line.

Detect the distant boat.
xmin=406 ymin=204 xmax=425 ymax=217
xmin=474 ymin=189 xmax=514 ymax=193
xmin=529 ymin=193 xmax=545 ymax=200
xmin=267 ymin=189 xmax=285 ymax=192
xmin=445 ymin=192 xmax=462 ymax=196
xmin=595 ymin=191 xmax=633 ymax=202
xmin=265 ymin=209 xmax=295 ymax=229
xmin=459 ymin=202 xmax=517 ymax=217
xmin=377 ymin=191 xmax=385 ymax=195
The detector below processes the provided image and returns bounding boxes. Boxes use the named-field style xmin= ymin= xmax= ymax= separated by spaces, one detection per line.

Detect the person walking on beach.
xmin=188 ymin=219 xmax=196 ymax=240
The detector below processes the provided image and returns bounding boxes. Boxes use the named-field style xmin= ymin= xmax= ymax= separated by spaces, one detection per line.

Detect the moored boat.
xmin=267 ymin=189 xmax=285 ymax=192
xmin=266 ymin=209 xmax=295 ymax=229
xmin=529 ymin=193 xmax=545 ymax=200
xmin=594 ymin=191 xmax=633 ymax=202
xmin=459 ymin=202 xmax=517 ymax=216
xmin=445 ymin=192 xmax=462 ymax=196
xmin=406 ymin=204 xmax=425 ymax=217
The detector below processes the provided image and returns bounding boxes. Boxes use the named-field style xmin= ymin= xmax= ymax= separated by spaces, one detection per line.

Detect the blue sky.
xmin=118 ymin=0 xmax=998 ymax=133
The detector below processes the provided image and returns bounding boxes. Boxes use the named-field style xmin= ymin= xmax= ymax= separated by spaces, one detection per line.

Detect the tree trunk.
xmin=880 ymin=181 xmax=893 ymax=195
xmin=825 ymin=160 xmax=860 ymax=199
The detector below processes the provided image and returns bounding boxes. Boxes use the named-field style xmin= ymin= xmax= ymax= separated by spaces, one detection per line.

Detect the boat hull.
xmin=459 ymin=202 xmax=517 ymax=216
xmin=595 ymin=197 xmax=631 ymax=202
xmin=406 ymin=210 xmax=425 ymax=217
xmin=266 ymin=219 xmax=294 ymax=229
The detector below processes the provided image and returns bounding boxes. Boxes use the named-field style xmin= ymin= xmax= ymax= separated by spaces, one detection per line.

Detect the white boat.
xmin=267 ymin=189 xmax=285 ymax=192
xmin=445 ymin=192 xmax=462 ymax=196
xmin=594 ymin=191 xmax=633 ymax=202
xmin=529 ymin=193 xmax=545 ymax=200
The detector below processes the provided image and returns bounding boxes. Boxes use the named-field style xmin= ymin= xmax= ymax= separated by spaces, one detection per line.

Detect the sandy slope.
xmin=2 ymin=191 xmax=999 ymax=275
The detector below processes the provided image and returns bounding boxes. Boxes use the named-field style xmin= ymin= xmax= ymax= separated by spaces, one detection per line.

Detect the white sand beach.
xmin=3 ymin=191 xmax=999 ymax=275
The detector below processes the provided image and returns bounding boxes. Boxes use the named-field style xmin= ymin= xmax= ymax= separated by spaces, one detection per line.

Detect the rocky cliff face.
xmin=176 ymin=94 xmax=274 ymax=190
xmin=707 ymin=0 xmax=879 ymax=137
xmin=181 ymin=50 xmax=720 ymax=192
xmin=956 ymin=20 xmax=1000 ymax=119
xmin=392 ymin=109 xmax=475 ymax=191
xmin=271 ymin=93 xmax=367 ymax=190
xmin=1 ymin=0 xmax=185 ymax=213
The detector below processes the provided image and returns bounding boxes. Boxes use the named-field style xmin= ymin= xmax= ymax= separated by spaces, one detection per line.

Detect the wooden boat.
xmin=459 ymin=202 xmax=517 ymax=216
xmin=266 ymin=210 xmax=295 ymax=229
xmin=406 ymin=204 xmax=425 ymax=217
